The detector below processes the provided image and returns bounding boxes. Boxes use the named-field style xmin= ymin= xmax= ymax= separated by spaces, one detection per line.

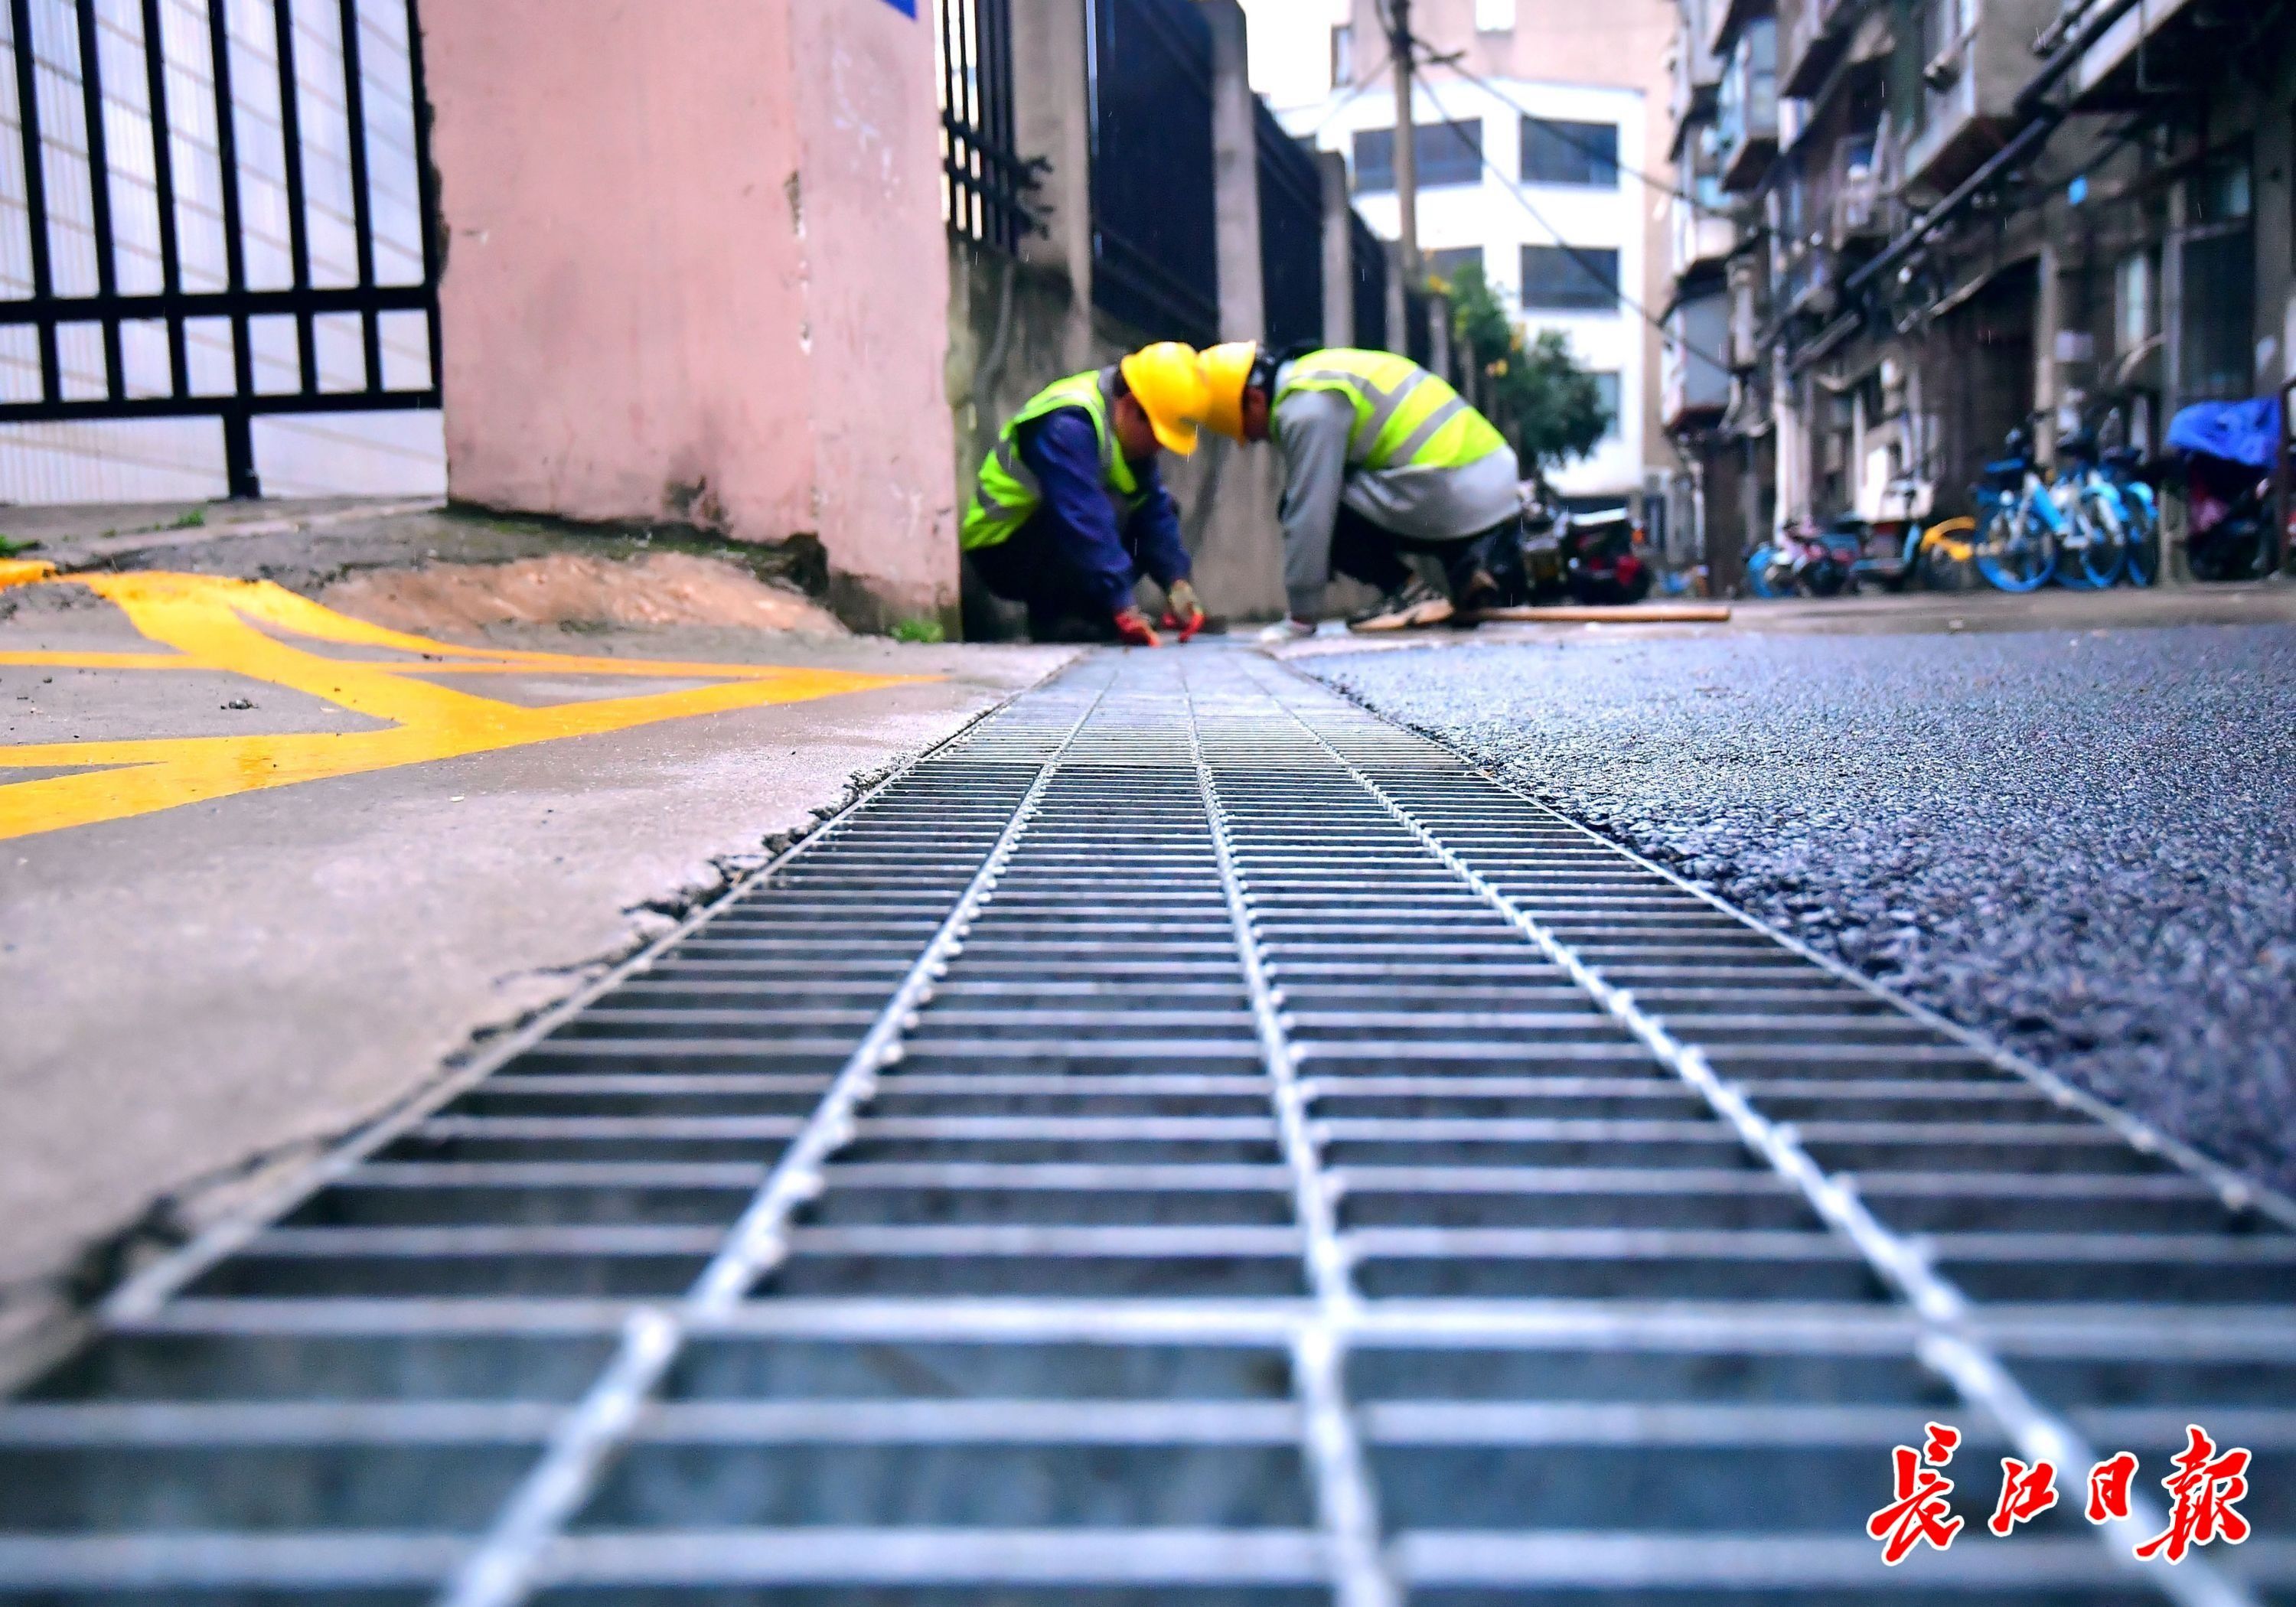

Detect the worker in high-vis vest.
xmin=1198 ymin=342 xmax=1524 ymax=639
xmin=961 ymin=343 xmax=1211 ymax=647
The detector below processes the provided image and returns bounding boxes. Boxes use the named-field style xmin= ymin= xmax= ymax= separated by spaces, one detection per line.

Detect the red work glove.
xmin=1161 ymin=578 xmax=1206 ymax=642
xmin=1112 ymin=606 xmax=1163 ymax=647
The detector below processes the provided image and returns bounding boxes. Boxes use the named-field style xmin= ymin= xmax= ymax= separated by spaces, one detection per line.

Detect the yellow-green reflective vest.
xmin=961 ymin=367 xmax=1145 ymax=551
xmin=1274 ymin=347 xmax=1507 ymax=473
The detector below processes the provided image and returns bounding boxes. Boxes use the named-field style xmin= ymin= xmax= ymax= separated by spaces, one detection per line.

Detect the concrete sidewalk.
xmin=0 ymin=533 xmax=1071 ymax=1372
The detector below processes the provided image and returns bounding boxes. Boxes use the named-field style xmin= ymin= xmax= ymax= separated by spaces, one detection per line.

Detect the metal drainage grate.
xmin=3 ymin=647 xmax=2292 ymax=1606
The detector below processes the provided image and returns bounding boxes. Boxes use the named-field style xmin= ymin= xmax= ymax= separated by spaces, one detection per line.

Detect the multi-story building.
xmin=1666 ymin=0 xmax=2296 ymax=575
xmin=1662 ymin=0 xmax=1750 ymax=577
xmin=1241 ymin=0 xmax=1684 ymax=536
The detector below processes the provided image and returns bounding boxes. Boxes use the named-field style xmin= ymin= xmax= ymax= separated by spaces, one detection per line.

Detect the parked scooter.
xmin=1518 ymin=497 xmax=1654 ymax=605
xmin=1840 ymin=476 xmax=1977 ymax=592
xmin=2183 ymin=457 xmax=2273 ymax=580
xmin=2167 ymin=398 xmax=2281 ymax=582
xmin=1748 ymin=515 xmax=1863 ymax=597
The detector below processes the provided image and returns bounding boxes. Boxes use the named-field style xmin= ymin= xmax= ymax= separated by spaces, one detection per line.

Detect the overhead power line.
xmin=1430 ymin=53 xmax=1738 ymax=222
xmin=1303 ymin=47 xmax=1394 ymax=139
xmin=1414 ymin=70 xmax=1737 ymax=381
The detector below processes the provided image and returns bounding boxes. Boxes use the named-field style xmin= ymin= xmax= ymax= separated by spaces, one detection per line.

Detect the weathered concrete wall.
xmin=423 ymin=0 xmax=957 ymax=631
xmin=788 ymin=6 xmax=963 ymax=630
xmin=947 ymin=246 xmax=1288 ymax=637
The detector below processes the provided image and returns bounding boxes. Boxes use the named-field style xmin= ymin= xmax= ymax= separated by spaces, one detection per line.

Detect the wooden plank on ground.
xmin=1472 ymin=603 xmax=1733 ymax=624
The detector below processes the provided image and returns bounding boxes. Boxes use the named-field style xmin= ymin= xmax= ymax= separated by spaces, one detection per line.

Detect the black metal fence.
xmin=1254 ymin=100 xmax=1319 ymax=354
xmin=936 ymin=0 xmax=1035 ymax=253
xmin=0 ymin=0 xmax=439 ymax=498
xmin=1404 ymin=279 xmax=1433 ymax=368
xmin=1351 ymin=214 xmax=1386 ymax=352
xmin=1086 ymin=0 xmax=1218 ymax=347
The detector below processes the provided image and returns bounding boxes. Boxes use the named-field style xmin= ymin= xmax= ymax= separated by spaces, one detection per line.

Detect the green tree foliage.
xmin=1435 ymin=259 xmax=1610 ymax=487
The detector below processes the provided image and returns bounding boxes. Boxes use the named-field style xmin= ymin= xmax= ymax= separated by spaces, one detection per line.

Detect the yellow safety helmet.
xmin=1199 ymin=341 xmax=1259 ymax=443
xmin=1117 ymin=342 xmax=1208 ymax=456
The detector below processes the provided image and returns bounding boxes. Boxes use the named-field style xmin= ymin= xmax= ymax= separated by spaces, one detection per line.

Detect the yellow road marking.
xmin=0 ymin=569 xmax=931 ymax=841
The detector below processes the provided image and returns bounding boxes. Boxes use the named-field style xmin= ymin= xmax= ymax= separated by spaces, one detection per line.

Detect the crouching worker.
xmin=1198 ymin=343 xmax=1524 ymax=637
xmin=962 ymin=343 xmax=1210 ymax=646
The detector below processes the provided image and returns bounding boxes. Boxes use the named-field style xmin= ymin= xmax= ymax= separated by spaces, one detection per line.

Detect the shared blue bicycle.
xmin=2051 ymin=434 xmax=2130 ymax=589
xmin=1969 ymin=427 xmax=2161 ymax=592
xmin=1969 ymin=431 xmax=2060 ymax=592
xmin=2099 ymin=444 xmax=2161 ymax=586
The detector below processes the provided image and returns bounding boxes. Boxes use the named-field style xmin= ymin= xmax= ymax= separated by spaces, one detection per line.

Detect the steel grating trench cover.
xmin=3 ymin=647 xmax=2293 ymax=1606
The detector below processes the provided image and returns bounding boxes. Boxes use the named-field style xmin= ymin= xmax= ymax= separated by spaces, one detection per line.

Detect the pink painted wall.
xmin=787 ymin=6 xmax=964 ymax=624
xmin=422 ymin=0 xmax=958 ymax=626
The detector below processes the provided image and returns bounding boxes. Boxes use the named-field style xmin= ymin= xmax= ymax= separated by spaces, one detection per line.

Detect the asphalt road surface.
xmin=1304 ymin=617 xmax=2296 ymax=1198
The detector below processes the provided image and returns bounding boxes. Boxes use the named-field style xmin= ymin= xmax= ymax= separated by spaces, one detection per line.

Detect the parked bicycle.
xmin=2099 ymin=443 xmax=2161 ymax=586
xmin=2051 ymin=431 xmax=2131 ymax=590
xmin=1968 ymin=428 xmax=2060 ymax=592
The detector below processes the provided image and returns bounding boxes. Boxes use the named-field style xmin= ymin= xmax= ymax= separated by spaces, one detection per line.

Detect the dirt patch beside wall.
xmin=321 ymin=550 xmax=847 ymax=637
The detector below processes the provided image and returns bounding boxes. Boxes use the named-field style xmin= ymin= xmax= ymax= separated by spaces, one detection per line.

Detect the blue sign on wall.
xmin=879 ymin=0 xmax=918 ymax=15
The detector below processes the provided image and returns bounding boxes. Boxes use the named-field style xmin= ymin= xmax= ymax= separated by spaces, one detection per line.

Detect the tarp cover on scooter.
xmin=2167 ymin=396 xmax=2283 ymax=468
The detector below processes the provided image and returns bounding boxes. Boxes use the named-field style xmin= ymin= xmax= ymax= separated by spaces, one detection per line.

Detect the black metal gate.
xmin=1404 ymin=279 xmax=1432 ymax=368
xmin=935 ymin=0 xmax=1035 ymax=253
xmin=1254 ymin=99 xmax=1320 ymax=354
xmin=1085 ymin=0 xmax=1217 ymax=347
xmin=0 ymin=0 xmax=439 ymax=498
xmin=1351 ymin=212 xmax=1387 ymax=352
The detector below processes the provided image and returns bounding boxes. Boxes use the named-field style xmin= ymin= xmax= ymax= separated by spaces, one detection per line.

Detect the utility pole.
xmin=1387 ymin=0 xmax=1420 ymax=285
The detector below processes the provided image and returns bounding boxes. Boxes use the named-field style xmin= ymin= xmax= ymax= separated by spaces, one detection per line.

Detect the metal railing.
xmin=936 ymin=0 xmax=1037 ymax=253
xmin=1254 ymin=99 xmax=1321 ymax=354
xmin=1087 ymin=0 xmax=1218 ymax=347
xmin=0 ymin=0 xmax=439 ymax=499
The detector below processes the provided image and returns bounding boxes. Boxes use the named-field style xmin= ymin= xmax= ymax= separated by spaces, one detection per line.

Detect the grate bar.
xmin=8 ymin=652 xmax=2290 ymax=1606
xmin=1261 ymin=667 xmax=2265 ymax=1607
xmin=1187 ymin=667 xmax=1399 ymax=1607
xmin=436 ymin=690 xmax=1107 ymax=1607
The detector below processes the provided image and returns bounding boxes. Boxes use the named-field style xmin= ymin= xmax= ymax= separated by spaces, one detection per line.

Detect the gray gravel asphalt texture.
xmin=1302 ymin=622 xmax=2296 ymax=1198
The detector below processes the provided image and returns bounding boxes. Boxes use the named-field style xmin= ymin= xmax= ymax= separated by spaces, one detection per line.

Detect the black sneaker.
xmin=1346 ymin=579 xmax=1453 ymax=632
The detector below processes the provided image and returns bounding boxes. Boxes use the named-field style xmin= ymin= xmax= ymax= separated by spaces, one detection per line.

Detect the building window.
xmin=1330 ymin=24 xmax=1352 ymax=88
xmin=2179 ymin=231 xmax=2255 ymax=401
xmin=1690 ymin=125 xmax=1727 ymax=209
xmin=2115 ymin=250 xmax=2157 ymax=363
xmin=1593 ymin=371 xmax=1623 ymax=438
xmin=1476 ymin=0 xmax=1518 ymax=29
xmin=1352 ymin=121 xmax=1485 ymax=193
xmin=1427 ymin=246 xmax=1485 ymax=287
xmin=2198 ymin=151 xmax=2253 ymax=223
xmin=2177 ymin=148 xmax=2256 ymax=401
xmin=1521 ymin=244 xmax=1619 ymax=311
xmin=1521 ymin=118 xmax=1619 ymax=187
